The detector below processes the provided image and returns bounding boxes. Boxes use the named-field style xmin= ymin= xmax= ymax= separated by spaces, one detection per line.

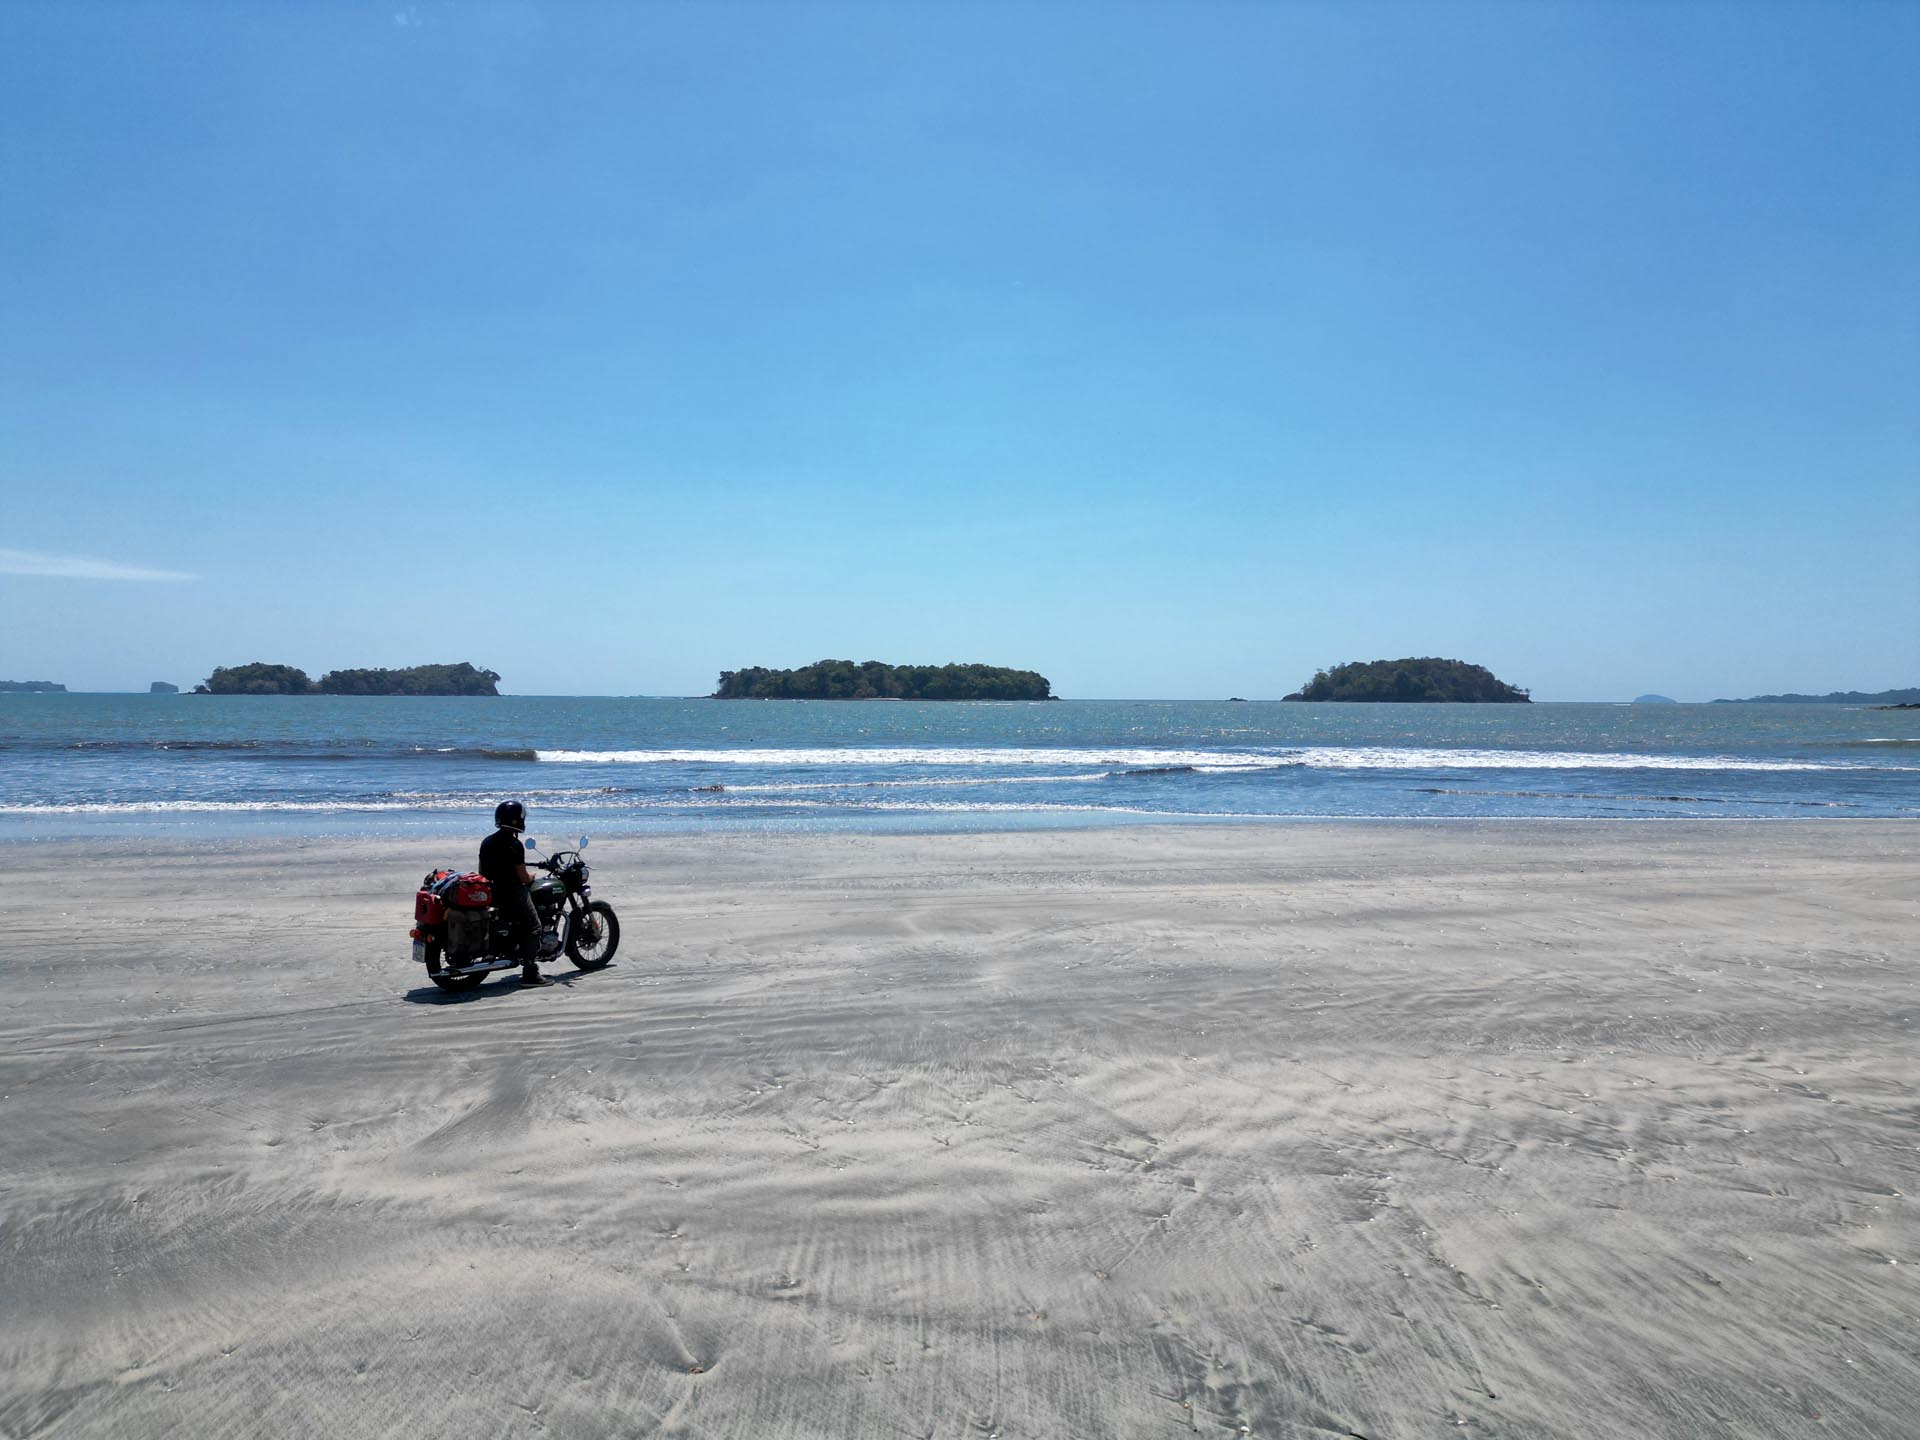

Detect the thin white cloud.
xmin=0 ymin=548 xmax=198 ymax=582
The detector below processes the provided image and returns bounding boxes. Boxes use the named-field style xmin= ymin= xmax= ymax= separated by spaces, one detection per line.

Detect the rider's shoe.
xmin=519 ymin=967 xmax=552 ymax=987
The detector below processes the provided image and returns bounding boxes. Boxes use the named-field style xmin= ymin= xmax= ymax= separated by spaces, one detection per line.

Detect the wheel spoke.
xmin=566 ymin=903 xmax=618 ymax=970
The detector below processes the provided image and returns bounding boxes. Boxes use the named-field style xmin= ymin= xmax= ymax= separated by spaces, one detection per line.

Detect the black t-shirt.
xmin=478 ymin=828 xmax=525 ymax=891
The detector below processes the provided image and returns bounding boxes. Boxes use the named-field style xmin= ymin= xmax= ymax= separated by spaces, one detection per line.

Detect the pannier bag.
xmin=415 ymin=868 xmax=459 ymax=926
xmin=445 ymin=907 xmax=490 ymax=960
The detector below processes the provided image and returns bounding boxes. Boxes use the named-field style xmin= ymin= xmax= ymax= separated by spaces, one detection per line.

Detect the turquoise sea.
xmin=2 ymin=695 xmax=1916 ymax=839
xmin=7 ymin=695 xmax=1912 ymax=840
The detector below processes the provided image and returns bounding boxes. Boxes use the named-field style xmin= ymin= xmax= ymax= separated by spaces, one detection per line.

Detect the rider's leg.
xmin=509 ymin=887 xmax=548 ymax=984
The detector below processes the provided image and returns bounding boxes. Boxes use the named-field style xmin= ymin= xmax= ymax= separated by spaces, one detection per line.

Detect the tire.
xmin=566 ymin=902 xmax=619 ymax=970
xmin=425 ymin=939 xmax=486 ymax=992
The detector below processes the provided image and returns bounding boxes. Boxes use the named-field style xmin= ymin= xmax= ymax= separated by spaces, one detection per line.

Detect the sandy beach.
xmin=2 ymin=821 xmax=1915 ymax=1439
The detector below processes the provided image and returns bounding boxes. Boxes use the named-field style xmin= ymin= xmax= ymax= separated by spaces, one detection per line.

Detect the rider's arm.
xmin=517 ymin=862 xmax=533 ymax=884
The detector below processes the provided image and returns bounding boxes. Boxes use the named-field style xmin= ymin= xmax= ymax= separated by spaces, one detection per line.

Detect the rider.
xmin=480 ymin=800 xmax=549 ymax=987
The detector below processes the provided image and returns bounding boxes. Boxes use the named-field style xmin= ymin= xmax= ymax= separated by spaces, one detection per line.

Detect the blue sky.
xmin=2 ymin=0 xmax=1914 ymax=699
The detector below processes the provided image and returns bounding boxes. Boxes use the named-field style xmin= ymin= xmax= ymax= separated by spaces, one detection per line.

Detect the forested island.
xmin=1284 ymin=658 xmax=1530 ymax=703
xmin=195 ymin=662 xmax=502 ymax=696
xmin=150 ymin=681 xmax=179 ymax=694
xmin=714 ymin=660 xmax=1055 ymax=701
xmin=0 ymin=680 xmax=66 ymax=693
xmin=1713 ymin=687 xmax=1920 ymax=705
xmin=317 ymin=664 xmax=503 ymax=696
xmin=195 ymin=663 xmax=312 ymax=695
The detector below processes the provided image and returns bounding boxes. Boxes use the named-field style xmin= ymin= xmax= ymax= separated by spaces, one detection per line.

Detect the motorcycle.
xmin=410 ymin=836 xmax=620 ymax=992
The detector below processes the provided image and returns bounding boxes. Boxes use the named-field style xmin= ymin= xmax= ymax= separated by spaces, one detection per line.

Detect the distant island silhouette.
xmin=1283 ymin=658 xmax=1530 ymax=703
xmin=713 ymin=661 xmax=1054 ymax=701
xmin=1713 ymin=687 xmax=1920 ymax=705
xmin=0 ymin=680 xmax=66 ymax=693
xmin=194 ymin=662 xmax=501 ymax=696
xmin=150 ymin=681 xmax=179 ymax=694
xmin=1633 ymin=694 xmax=1678 ymax=704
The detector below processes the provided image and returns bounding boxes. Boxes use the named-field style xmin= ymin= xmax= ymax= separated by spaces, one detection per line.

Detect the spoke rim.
xmin=574 ymin=917 xmax=607 ymax=961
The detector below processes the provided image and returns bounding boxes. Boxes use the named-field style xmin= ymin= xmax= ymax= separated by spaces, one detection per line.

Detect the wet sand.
xmin=2 ymin=822 xmax=1916 ymax=1438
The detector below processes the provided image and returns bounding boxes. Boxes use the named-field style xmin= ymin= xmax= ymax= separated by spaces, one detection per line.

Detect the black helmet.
xmin=494 ymin=799 xmax=526 ymax=831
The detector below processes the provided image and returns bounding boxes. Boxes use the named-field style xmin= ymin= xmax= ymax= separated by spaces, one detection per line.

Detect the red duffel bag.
xmin=447 ymin=873 xmax=492 ymax=909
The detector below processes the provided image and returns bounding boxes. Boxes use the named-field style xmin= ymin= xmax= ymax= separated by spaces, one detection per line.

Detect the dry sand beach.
xmin=2 ymin=822 xmax=1915 ymax=1439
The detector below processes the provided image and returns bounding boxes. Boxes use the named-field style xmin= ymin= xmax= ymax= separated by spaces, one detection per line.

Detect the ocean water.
xmin=2 ymin=695 xmax=1916 ymax=839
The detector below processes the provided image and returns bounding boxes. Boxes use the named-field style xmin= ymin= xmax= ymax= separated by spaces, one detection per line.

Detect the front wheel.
xmin=566 ymin=902 xmax=619 ymax=970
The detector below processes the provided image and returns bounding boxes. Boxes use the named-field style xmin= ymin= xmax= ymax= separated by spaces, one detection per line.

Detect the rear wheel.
xmin=425 ymin=941 xmax=486 ymax=993
xmin=566 ymin=902 xmax=619 ymax=970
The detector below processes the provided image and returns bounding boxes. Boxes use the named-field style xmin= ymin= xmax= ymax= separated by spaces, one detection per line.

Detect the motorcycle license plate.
xmin=412 ymin=940 xmax=427 ymax=965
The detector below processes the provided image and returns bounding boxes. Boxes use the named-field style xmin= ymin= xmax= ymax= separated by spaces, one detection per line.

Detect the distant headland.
xmin=193 ymin=662 xmax=502 ymax=696
xmin=1712 ymin=687 xmax=1920 ymax=705
xmin=713 ymin=661 xmax=1055 ymax=701
xmin=1283 ymin=658 xmax=1530 ymax=703
xmin=150 ymin=681 xmax=179 ymax=694
xmin=0 ymin=680 xmax=66 ymax=693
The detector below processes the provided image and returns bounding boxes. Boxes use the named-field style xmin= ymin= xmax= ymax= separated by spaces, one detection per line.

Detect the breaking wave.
xmin=532 ymin=744 xmax=1899 ymax=773
xmin=1413 ymin=787 xmax=1861 ymax=808
xmin=8 ymin=698 xmax=1913 ymax=830
xmin=535 ymin=746 xmax=1288 ymax=769
xmin=0 ymin=799 xmax=476 ymax=815
xmin=19 ymin=739 xmax=543 ymax=761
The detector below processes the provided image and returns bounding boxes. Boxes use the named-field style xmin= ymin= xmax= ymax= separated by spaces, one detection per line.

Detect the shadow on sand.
xmin=400 ymin=963 xmax=616 ymax=1005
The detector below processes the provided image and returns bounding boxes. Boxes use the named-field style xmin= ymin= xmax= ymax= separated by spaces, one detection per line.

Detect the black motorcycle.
xmin=411 ymin=836 xmax=620 ymax=992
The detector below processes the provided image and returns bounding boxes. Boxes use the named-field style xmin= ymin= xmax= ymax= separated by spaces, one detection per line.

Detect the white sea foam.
xmin=5 ymin=745 xmax=1904 ymax=819
xmin=0 ymin=796 xmax=1189 ymax=818
xmin=535 ymin=746 xmax=1287 ymax=769
xmin=0 ymin=799 xmax=478 ymax=815
xmin=718 ymin=773 xmax=1102 ymax=793
xmin=1287 ymin=746 xmax=1867 ymax=772
xmin=533 ymin=745 xmax=1889 ymax=773
xmin=626 ymin=797 xmax=1254 ymax=818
